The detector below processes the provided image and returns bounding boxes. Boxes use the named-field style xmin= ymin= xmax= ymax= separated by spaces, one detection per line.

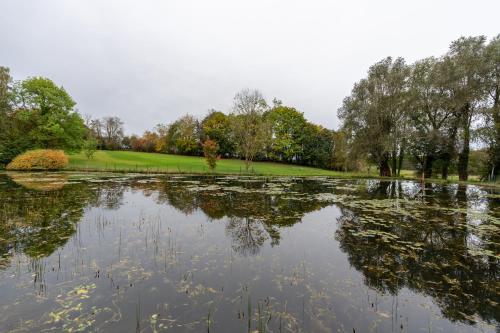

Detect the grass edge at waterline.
xmin=58 ymin=150 xmax=499 ymax=187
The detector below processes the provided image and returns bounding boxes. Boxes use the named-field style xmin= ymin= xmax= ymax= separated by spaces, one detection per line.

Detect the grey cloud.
xmin=1 ymin=0 xmax=499 ymax=134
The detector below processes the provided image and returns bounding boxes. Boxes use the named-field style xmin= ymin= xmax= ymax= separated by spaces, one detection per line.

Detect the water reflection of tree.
xmin=133 ymin=178 xmax=331 ymax=255
xmin=93 ymin=183 xmax=126 ymax=209
xmin=335 ymin=181 xmax=499 ymax=325
xmin=0 ymin=176 xmax=332 ymax=265
xmin=5 ymin=174 xmax=497 ymax=327
xmin=0 ymin=176 xmax=125 ymax=268
xmin=226 ymin=217 xmax=268 ymax=256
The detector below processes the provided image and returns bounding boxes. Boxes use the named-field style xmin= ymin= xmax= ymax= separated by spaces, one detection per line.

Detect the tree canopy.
xmin=0 ymin=74 xmax=85 ymax=164
xmin=338 ymin=35 xmax=500 ymax=180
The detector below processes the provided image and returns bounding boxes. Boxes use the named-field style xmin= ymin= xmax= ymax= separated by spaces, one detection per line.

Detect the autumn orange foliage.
xmin=202 ymin=139 xmax=219 ymax=171
xmin=6 ymin=149 xmax=69 ymax=171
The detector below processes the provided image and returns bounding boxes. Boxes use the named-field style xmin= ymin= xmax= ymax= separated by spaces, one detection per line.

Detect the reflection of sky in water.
xmin=400 ymin=181 xmax=424 ymax=198
xmin=463 ymin=186 xmax=495 ymax=251
xmin=0 ymin=173 xmax=498 ymax=333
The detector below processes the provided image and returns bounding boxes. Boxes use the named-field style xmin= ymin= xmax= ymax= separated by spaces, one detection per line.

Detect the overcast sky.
xmin=1 ymin=0 xmax=499 ymax=134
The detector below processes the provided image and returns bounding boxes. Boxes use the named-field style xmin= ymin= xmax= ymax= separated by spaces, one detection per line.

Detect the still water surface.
xmin=0 ymin=172 xmax=498 ymax=332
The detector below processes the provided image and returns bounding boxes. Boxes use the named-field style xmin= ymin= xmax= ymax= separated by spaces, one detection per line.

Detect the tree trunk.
xmin=391 ymin=150 xmax=397 ymax=177
xmin=424 ymin=155 xmax=434 ymax=179
xmin=442 ymin=113 xmax=460 ymax=180
xmin=375 ymin=181 xmax=390 ymax=195
xmin=379 ymin=154 xmax=391 ymax=177
xmin=442 ymin=162 xmax=449 ymax=180
xmin=458 ymin=146 xmax=469 ymax=181
xmin=244 ymin=151 xmax=251 ymax=171
xmin=492 ymin=96 xmax=500 ymax=178
xmin=458 ymin=104 xmax=471 ymax=181
xmin=397 ymin=144 xmax=404 ymax=177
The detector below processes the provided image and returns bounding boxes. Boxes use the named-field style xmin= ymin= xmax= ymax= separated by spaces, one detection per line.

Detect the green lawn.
xmin=68 ymin=150 xmax=356 ymax=176
xmin=67 ymin=150 xmax=492 ymax=185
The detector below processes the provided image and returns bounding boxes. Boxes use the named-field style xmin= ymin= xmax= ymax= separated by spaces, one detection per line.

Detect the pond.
xmin=0 ymin=172 xmax=498 ymax=332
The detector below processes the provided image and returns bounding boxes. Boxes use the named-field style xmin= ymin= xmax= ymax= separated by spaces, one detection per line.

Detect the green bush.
xmin=6 ymin=149 xmax=68 ymax=170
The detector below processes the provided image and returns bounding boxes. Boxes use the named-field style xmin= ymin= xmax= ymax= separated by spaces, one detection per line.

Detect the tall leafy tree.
xmin=88 ymin=118 xmax=105 ymax=149
xmin=130 ymin=131 xmax=159 ymax=152
xmin=339 ymin=57 xmax=410 ymax=176
xmin=407 ymin=57 xmax=454 ymax=178
xmin=482 ymin=35 xmax=500 ymax=179
xmin=444 ymin=36 xmax=487 ymax=180
xmin=15 ymin=77 xmax=85 ymax=151
xmin=0 ymin=66 xmax=10 ymax=113
xmin=265 ymin=104 xmax=307 ymax=163
xmin=201 ymin=110 xmax=234 ymax=157
xmin=103 ymin=116 xmax=124 ymax=150
xmin=301 ymin=123 xmax=334 ymax=169
xmin=330 ymin=130 xmax=350 ymax=171
xmin=0 ymin=66 xmax=17 ymax=164
xmin=230 ymin=89 xmax=269 ymax=171
xmin=1 ymin=76 xmax=85 ymax=164
xmin=154 ymin=124 xmax=169 ymax=153
xmin=166 ymin=114 xmax=200 ymax=155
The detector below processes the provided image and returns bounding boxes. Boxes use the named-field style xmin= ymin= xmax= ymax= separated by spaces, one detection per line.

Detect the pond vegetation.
xmin=0 ymin=172 xmax=498 ymax=332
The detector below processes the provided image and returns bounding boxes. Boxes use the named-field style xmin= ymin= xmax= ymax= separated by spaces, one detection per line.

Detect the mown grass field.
xmin=67 ymin=150 xmax=489 ymax=185
xmin=68 ymin=150 xmax=355 ymax=176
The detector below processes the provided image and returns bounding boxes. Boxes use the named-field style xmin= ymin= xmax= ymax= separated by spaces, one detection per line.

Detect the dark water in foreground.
xmin=0 ymin=172 xmax=498 ymax=332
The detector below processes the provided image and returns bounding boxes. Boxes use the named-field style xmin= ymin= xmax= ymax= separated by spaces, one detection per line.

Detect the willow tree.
xmin=407 ymin=57 xmax=454 ymax=178
xmin=483 ymin=35 xmax=500 ymax=179
xmin=444 ymin=36 xmax=487 ymax=181
xmin=339 ymin=57 xmax=410 ymax=176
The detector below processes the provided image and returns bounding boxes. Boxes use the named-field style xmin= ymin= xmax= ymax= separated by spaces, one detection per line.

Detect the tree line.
xmin=85 ymin=89 xmax=348 ymax=171
xmin=0 ymin=69 xmax=347 ymax=171
xmin=338 ymin=35 xmax=500 ymax=180
xmin=1 ymin=34 xmax=498 ymax=178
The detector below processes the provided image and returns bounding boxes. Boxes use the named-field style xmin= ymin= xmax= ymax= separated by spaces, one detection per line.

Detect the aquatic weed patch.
xmin=0 ymin=174 xmax=498 ymax=332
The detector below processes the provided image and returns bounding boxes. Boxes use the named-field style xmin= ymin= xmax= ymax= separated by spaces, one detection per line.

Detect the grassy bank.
xmin=66 ymin=150 xmax=496 ymax=187
xmin=68 ymin=150 xmax=354 ymax=176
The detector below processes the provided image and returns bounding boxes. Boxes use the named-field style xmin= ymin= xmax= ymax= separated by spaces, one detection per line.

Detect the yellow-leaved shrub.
xmin=6 ymin=149 xmax=69 ymax=171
